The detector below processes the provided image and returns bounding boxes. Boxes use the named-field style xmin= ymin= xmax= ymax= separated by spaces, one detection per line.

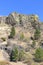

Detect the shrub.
xmin=20 ymin=32 xmax=24 ymax=40
xmin=10 ymin=47 xmax=25 ymax=62
xmin=34 ymin=28 xmax=41 ymax=40
xmin=9 ymin=26 xmax=15 ymax=38
xmin=1 ymin=37 xmax=6 ymax=41
xmin=10 ymin=47 xmax=19 ymax=62
xmin=19 ymin=50 xmax=25 ymax=61
xmin=35 ymin=48 xmax=43 ymax=62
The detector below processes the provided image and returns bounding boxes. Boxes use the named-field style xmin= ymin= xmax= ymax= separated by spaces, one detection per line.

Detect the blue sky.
xmin=0 ymin=0 xmax=43 ymax=21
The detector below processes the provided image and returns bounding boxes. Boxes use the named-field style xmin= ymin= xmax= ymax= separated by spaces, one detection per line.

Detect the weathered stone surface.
xmin=0 ymin=49 xmax=10 ymax=61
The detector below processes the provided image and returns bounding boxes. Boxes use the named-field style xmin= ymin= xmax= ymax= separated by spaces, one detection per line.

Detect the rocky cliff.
xmin=0 ymin=12 xmax=43 ymax=41
xmin=0 ymin=12 xmax=43 ymax=37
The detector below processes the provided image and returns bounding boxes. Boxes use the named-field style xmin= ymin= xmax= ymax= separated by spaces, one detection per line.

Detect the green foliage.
xmin=10 ymin=47 xmax=25 ymax=62
xmin=9 ymin=26 xmax=15 ymax=38
xmin=19 ymin=50 xmax=25 ymax=61
xmin=35 ymin=48 xmax=43 ymax=62
xmin=34 ymin=28 xmax=41 ymax=40
xmin=32 ymin=40 xmax=36 ymax=48
xmin=10 ymin=47 xmax=19 ymax=62
xmin=20 ymin=32 xmax=24 ymax=40
xmin=1 ymin=37 xmax=6 ymax=41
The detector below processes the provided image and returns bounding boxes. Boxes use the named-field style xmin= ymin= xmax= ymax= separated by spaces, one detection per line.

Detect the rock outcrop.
xmin=5 ymin=13 xmax=40 ymax=37
xmin=0 ymin=12 xmax=42 ymax=33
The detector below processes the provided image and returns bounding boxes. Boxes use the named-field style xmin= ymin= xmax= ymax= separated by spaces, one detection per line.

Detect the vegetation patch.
xmin=10 ymin=47 xmax=25 ymax=62
xmin=35 ymin=48 xmax=43 ymax=62
xmin=9 ymin=26 xmax=15 ymax=38
xmin=34 ymin=28 xmax=41 ymax=40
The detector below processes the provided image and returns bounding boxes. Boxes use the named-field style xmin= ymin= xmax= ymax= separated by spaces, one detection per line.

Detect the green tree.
xmin=9 ymin=26 xmax=15 ymax=38
xmin=10 ymin=47 xmax=19 ymax=62
xmin=34 ymin=28 xmax=41 ymax=40
xmin=35 ymin=48 xmax=43 ymax=62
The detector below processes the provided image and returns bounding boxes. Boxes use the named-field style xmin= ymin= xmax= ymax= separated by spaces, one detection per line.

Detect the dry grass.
xmin=10 ymin=62 xmax=27 ymax=65
xmin=0 ymin=61 xmax=10 ymax=65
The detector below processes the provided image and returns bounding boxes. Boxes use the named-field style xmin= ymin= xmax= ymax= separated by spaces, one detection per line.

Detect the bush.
xmin=9 ymin=26 xmax=15 ymax=38
xmin=1 ymin=37 xmax=6 ymax=41
xmin=34 ymin=28 xmax=41 ymax=40
xmin=19 ymin=50 xmax=25 ymax=61
xmin=20 ymin=32 xmax=24 ymax=40
xmin=10 ymin=47 xmax=25 ymax=62
xmin=10 ymin=47 xmax=19 ymax=62
xmin=35 ymin=48 xmax=43 ymax=62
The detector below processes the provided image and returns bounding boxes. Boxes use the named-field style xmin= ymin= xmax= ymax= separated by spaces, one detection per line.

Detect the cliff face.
xmin=5 ymin=12 xmax=43 ymax=38
xmin=0 ymin=12 xmax=41 ymax=29
xmin=6 ymin=12 xmax=40 ymax=28
xmin=5 ymin=13 xmax=40 ymax=33
xmin=0 ymin=12 xmax=43 ymax=38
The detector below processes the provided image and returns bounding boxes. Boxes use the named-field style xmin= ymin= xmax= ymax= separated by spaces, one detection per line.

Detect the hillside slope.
xmin=0 ymin=12 xmax=43 ymax=65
